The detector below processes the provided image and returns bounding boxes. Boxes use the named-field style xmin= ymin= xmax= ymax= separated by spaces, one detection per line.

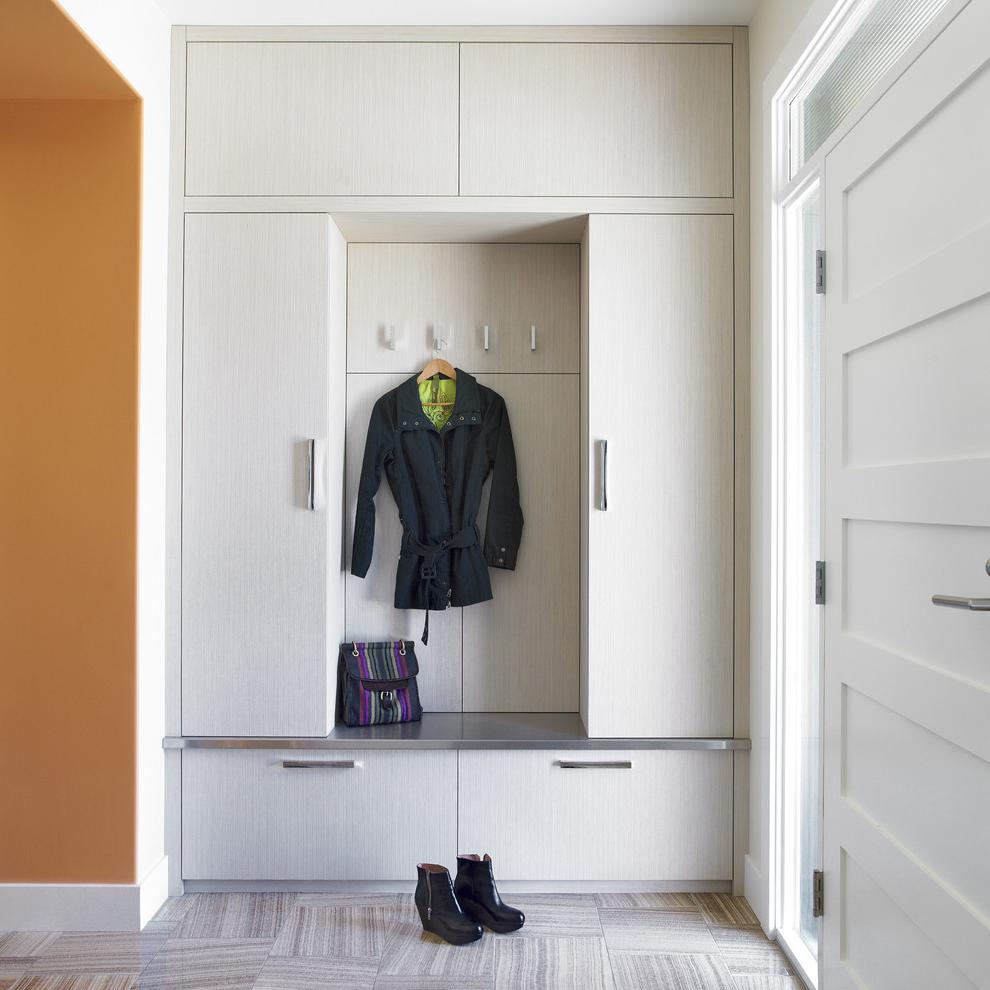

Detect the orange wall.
xmin=0 ymin=98 xmax=141 ymax=883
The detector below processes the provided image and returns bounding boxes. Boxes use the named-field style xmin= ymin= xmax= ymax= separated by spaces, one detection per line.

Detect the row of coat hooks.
xmin=383 ymin=323 xmax=539 ymax=352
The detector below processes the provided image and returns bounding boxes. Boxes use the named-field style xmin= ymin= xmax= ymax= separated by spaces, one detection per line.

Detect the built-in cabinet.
xmin=183 ymin=749 xmax=457 ymax=879
xmin=182 ymin=213 xmax=336 ymax=737
xmin=458 ymin=750 xmax=733 ymax=880
xmin=459 ymin=43 xmax=734 ymax=197
xmin=583 ymin=215 xmax=735 ymax=738
xmin=170 ymin=25 xmax=747 ymax=889
xmin=185 ymin=42 xmax=459 ymax=195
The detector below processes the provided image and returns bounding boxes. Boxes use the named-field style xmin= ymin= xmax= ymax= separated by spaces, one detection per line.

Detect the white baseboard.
xmin=0 ymin=857 xmax=169 ymax=932
xmin=744 ymin=853 xmax=771 ymax=934
xmin=139 ymin=857 xmax=170 ymax=928
xmin=183 ymin=878 xmax=733 ymax=894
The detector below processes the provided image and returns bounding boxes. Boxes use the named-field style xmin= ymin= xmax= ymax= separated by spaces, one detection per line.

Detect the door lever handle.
xmin=931 ymin=595 xmax=990 ymax=611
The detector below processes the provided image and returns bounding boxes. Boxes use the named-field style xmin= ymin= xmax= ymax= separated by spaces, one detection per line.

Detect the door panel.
xmin=462 ymin=374 xmax=580 ymax=712
xmin=182 ymin=214 xmax=330 ymax=736
xmin=823 ymin=4 xmax=990 ymax=985
xmin=185 ymin=42 xmax=458 ymax=196
xmin=585 ymin=214 xmax=734 ymax=737
xmin=844 ymin=295 xmax=990 ymax=467
xmin=344 ymin=373 xmax=461 ymax=712
xmin=459 ymin=43 xmax=733 ymax=197
xmin=841 ymin=852 xmax=976 ymax=990
xmin=346 ymin=243 xmax=580 ymax=375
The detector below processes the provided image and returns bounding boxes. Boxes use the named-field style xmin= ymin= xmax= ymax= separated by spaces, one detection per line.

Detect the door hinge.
xmin=815 ymin=560 xmax=826 ymax=605
xmin=815 ymin=250 xmax=826 ymax=294
xmin=813 ymin=869 xmax=825 ymax=917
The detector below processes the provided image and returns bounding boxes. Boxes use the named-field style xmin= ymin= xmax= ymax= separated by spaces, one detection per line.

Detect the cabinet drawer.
xmin=185 ymin=42 xmax=458 ymax=195
xmin=458 ymin=750 xmax=732 ymax=881
xmin=460 ymin=43 xmax=733 ymax=197
xmin=182 ymin=749 xmax=456 ymax=880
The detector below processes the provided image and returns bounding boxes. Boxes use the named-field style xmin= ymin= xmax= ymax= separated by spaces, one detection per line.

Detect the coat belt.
xmin=404 ymin=525 xmax=477 ymax=645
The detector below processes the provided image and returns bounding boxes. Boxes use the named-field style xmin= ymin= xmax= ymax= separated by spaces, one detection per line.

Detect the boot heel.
xmin=457 ymin=893 xmax=492 ymax=926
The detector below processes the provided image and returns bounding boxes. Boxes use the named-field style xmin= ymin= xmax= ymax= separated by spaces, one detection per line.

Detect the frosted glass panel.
xmin=789 ymin=0 xmax=950 ymax=174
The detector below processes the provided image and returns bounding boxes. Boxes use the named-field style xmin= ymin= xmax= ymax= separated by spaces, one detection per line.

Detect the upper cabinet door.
xmin=182 ymin=214 xmax=331 ymax=737
xmin=460 ymin=43 xmax=733 ymax=197
xmin=585 ymin=215 xmax=734 ymax=738
xmin=185 ymin=42 xmax=459 ymax=196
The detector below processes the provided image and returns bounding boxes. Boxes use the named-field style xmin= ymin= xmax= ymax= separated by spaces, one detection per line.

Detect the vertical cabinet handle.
xmin=307 ymin=439 xmax=316 ymax=510
xmin=597 ymin=440 xmax=608 ymax=511
xmin=306 ymin=439 xmax=325 ymax=511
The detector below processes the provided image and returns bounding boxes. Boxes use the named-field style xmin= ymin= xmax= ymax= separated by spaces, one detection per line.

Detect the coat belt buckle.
xmin=420 ymin=562 xmax=438 ymax=580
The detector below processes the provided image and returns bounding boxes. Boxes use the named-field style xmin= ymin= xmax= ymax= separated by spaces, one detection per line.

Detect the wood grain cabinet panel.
xmin=183 ymin=749 xmax=457 ymax=879
xmin=463 ymin=374 xmax=580 ymax=712
xmin=458 ymin=750 xmax=732 ymax=880
xmin=182 ymin=214 xmax=331 ymax=737
xmin=185 ymin=42 xmax=459 ymax=195
xmin=585 ymin=215 xmax=734 ymax=738
xmin=459 ymin=43 xmax=733 ymax=197
xmin=346 ymin=243 xmax=580 ymax=374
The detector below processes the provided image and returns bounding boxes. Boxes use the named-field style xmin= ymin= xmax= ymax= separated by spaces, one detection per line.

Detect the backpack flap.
xmin=343 ymin=641 xmax=419 ymax=690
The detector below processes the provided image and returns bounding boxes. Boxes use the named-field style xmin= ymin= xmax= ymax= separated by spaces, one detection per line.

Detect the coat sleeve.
xmin=351 ymin=397 xmax=393 ymax=579
xmin=483 ymin=395 xmax=524 ymax=570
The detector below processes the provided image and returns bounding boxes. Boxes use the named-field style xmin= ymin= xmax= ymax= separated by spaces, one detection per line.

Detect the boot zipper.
xmin=427 ymin=876 xmax=433 ymax=920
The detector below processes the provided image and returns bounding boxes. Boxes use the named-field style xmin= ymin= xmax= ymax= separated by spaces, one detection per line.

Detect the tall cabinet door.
xmin=584 ymin=215 xmax=734 ymax=737
xmin=182 ymin=214 xmax=331 ymax=737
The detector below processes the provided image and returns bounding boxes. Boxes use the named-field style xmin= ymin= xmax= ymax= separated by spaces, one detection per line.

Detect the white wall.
xmin=746 ymin=0 xmax=837 ymax=933
xmin=58 ymin=0 xmax=172 ymax=891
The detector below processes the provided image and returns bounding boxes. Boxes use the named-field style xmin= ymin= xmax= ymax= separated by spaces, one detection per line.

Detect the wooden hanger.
xmin=417 ymin=358 xmax=456 ymax=384
xmin=418 ymin=358 xmax=457 ymax=407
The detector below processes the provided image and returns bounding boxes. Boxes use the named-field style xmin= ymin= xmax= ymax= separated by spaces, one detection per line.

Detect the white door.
xmin=822 ymin=4 xmax=990 ymax=986
xmin=182 ymin=214 xmax=331 ymax=737
xmin=584 ymin=214 xmax=734 ymax=737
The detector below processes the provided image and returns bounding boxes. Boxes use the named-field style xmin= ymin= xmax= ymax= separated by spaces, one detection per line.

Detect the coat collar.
xmin=396 ymin=369 xmax=483 ymax=432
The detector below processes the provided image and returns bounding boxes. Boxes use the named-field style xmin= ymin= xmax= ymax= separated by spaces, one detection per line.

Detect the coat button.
xmin=500 ymin=547 xmax=506 ymax=552
xmin=414 ymin=420 xmax=420 ymax=426
xmin=497 ymin=558 xmax=505 ymax=565
xmin=402 ymin=420 xmax=407 ymax=426
xmin=459 ymin=415 xmax=465 ymax=421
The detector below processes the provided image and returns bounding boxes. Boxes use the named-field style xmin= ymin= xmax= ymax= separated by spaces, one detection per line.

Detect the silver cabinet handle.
xmin=307 ymin=439 xmax=317 ymax=510
xmin=932 ymin=595 xmax=990 ymax=611
xmin=597 ymin=440 xmax=608 ymax=511
xmin=282 ymin=760 xmax=356 ymax=769
xmin=306 ymin=439 xmax=326 ymax=511
xmin=557 ymin=760 xmax=632 ymax=769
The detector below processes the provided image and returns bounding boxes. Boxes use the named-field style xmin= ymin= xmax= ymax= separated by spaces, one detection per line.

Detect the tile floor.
xmin=0 ymin=892 xmax=806 ymax=990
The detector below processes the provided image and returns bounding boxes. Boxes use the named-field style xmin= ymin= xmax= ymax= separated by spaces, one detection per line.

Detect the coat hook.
xmin=531 ymin=325 xmax=537 ymax=352
xmin=433 ymin=324 xmax=452 ymax=352
xmin=483 ymin=325 xmax=490 ymax=351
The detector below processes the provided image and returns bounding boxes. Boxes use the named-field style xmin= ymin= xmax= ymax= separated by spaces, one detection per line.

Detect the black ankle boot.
xmin=454 ymin=854 xmax=525 ymax=934
xmin=415 ymin=863 xmax=484 ymax=945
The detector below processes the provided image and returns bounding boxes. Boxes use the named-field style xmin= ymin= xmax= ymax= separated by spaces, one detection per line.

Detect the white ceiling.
xmin=154 ymin=0 xmax=760 ymax=26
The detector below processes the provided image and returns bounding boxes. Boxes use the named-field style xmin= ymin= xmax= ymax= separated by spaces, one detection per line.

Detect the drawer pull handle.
xmin=556 ymin=760 xmax=632 ymax=769
xmin=282 ymin=760 xmax=356 ymax=769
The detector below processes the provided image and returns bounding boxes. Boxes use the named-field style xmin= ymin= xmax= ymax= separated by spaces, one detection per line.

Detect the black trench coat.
xmin=351 ymin=370 xmax=523 ymax=641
